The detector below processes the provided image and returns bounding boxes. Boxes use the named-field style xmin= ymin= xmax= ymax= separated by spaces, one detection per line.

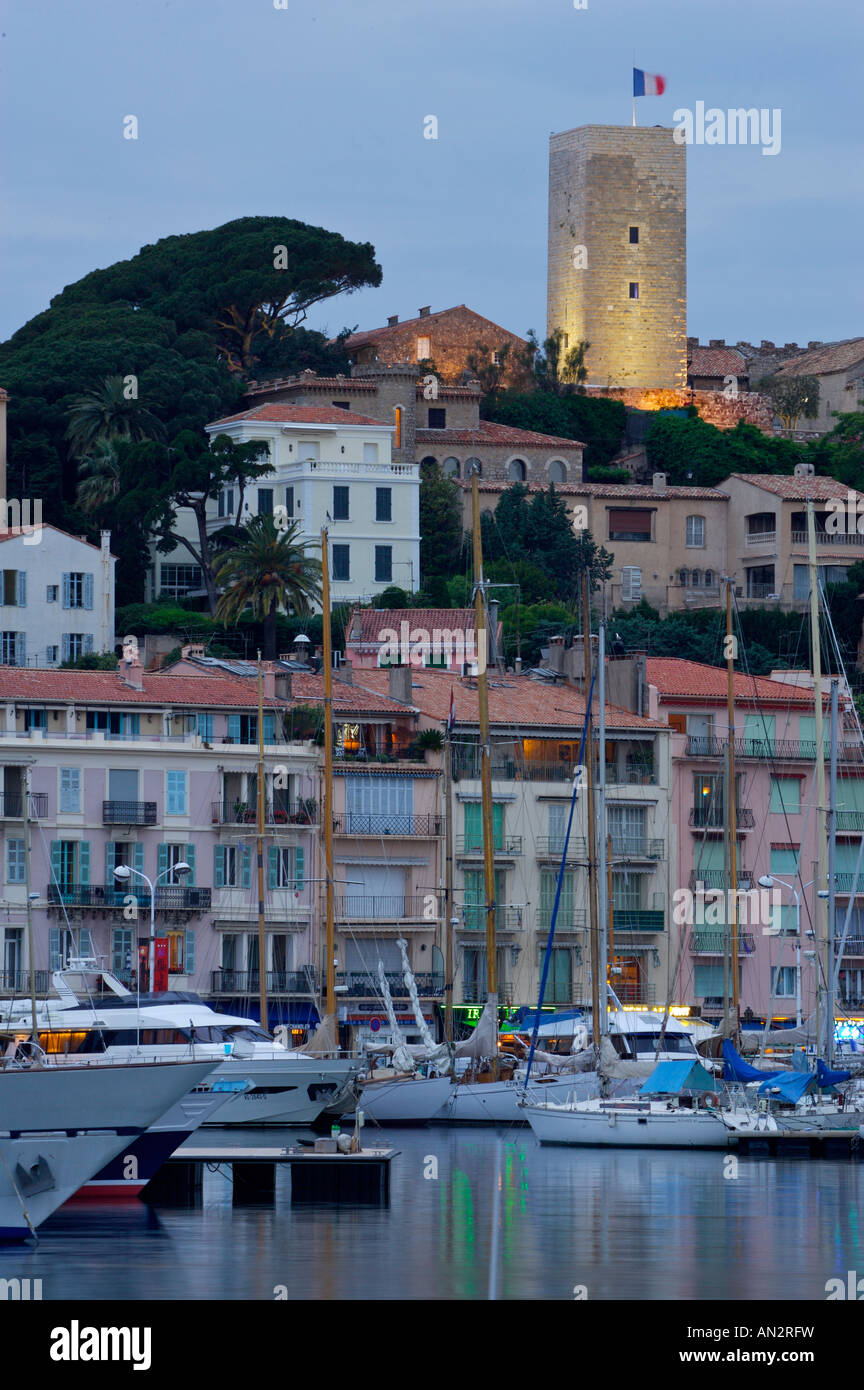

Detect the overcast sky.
xmin=1 ymin=0 xmax=860 ymax=349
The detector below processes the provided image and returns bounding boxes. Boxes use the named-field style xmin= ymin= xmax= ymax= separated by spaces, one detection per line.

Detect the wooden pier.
xmin=145 ymin=1143 xmax=398 ymax=1206
xmin=731 ymin=1129 xmax=862 ymax=1159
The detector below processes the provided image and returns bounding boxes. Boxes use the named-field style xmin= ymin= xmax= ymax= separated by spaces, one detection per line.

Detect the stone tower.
xmin=547 ymin=125 xmax=686 ymax=390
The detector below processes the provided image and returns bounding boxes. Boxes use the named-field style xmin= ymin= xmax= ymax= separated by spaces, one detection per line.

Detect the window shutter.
xmin=50 ymin=841 xmax=62 ymax=886
xmin=62 ymin=574 xmax=71 ymax=608
xmin=241 ymin=846 xmax=251 ymax=889
xmin=157 ymin=842 xmax=168 ymax=878
xmin=14 ymin=633 xmax=25 ymax=667
xmin=105 ymin=842 xmax=115 ymax=886
xmin=263 ymin=713 xmax=275 ymax=743
xmin=184 ymin=929 xmax=196 ymax=976
xmin=214 ymin=845 xmax=225 ymax=889
xmin=492 ymin=802 xmax=504 ymax=849
xmin=84 ymin=634 xmax=94 ymax=655
xmin=621 ymin=567 xmax=642 ymax=602
xmin=464 ymin=802 xmax=482 ymax=851
xmin=84 ymin=574 xmax=94 ymax=610
xmin=184 ymin=844 xmax=195 ymax=886
xmin=49 ymin=927 xmax=62 ymax=970
xmin=78 ymin=927 xmax=94 ymax=960
xmin=61 ymin=634 xmax=71 ymax=663
xmin=228 ymin=715 xmax=241 ymax=742
xmin=267 ymin=845 xmax=278 ymax=890
xmin=294 ymin=845 xmax=305 ymax=890
xmin=134 ymin=843 xmax=145 ymax=877
xmin=16 ymin=572 xmax=25 ymax=607
xmin=79 ymin=841 xmax=90 ymax=885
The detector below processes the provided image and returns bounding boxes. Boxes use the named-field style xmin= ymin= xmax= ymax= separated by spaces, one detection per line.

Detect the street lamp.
xmin=114 ymin=861 xmax=191 ymax=991
xmin=758 ymin=874 xmax=812 ymax=1028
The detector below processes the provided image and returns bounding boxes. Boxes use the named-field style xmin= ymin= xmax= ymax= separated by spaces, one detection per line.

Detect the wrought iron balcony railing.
xmin=212 ymin=800 xmax=318 ymax=826
xmin=0 ymin=969 xmax=50 ymax=994
xmin=612 ymin=909 xmax=665 ymax=933
xmin=459 ymin=906 xmax=524 ymax=931
xmin=0 ymin=793 xmax=48 ymax=818
xmin=461 ymin=980 xmax=513 ymax=1005
xmin=687 ymin=736 xmax=864 ymax=763
xmin=210 ymin=969 xmax=319 ymax=995
xmin=47 ymin=884 xmax=212 ymax=911
xmin=103 ymin=801 xmax=157 ymax=826
xmin=689 ymin=807 xmax=756 ymax=829
xmin=456 ymin=835 xmax=523 ymax=856
xmin=336 ymin=971 xmax=444 ymax=998
xmin=835 ymin=811 xmax=864 ymax=831
xmin=335 ymin=895 xmax=432 ymax=921
xmin=688 ymin=930 xmax=757 ymax=954
xmin=689 ymin=870 xmax=752 ymax=891
xmin=535 ymin=908 xmax=588 ymax=933
xmin=332 ymin=813 xmax=442 ymax=836
xmin=610 ymin=838 xmax=665 ymax=861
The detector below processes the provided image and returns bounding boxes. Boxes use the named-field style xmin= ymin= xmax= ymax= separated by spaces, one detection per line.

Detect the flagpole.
xmin=632 ymin=95 xmax=636 ymax=127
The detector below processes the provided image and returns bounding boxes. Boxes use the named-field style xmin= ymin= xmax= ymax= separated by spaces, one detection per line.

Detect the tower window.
xmin=629 ymin=283 xmax=640 ymax=300
xmin=629 ymin=227 xmax=639 ymax=244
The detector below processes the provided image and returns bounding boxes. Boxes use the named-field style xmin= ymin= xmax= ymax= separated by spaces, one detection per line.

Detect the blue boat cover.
xmin=816 ymin=1058 xmax=851 ymax=1087
xmin=757 ymin=1071 xmax=816 ymax=1102
xmin=638 ymin=1060 xmax=717 ymax=1095
xmin=504 ymin=1009 xmax=584 ymax=1034
xmin=722 ymin=1040 xmax=784 ymax=1083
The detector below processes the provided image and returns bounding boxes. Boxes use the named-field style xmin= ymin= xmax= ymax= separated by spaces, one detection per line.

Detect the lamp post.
xmin=758 ymin=874 xmax=817 ymax=1029
xmin=114 ymin=861 xmax=191 ymax=991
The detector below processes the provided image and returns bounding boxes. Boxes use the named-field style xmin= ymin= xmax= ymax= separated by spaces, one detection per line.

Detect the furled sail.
xmin=396 ymin=938 xmax=451 ymax=1071
xmin=453 ymin=996 xmax=499 ymax=1060
xmin=378 ymin=961 xmax=415 ymax=1073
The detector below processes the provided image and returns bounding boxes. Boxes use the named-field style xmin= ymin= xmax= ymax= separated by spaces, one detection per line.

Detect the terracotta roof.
xmin=687 ymin=345 xmax=748 ymax=378
xmin=288 ymin=671 xmax=416 ymax=716
xmin=209 ymin=404 xmax=389 ymax=428
xmin=773 ymin=339 xmax=864 ymax=378
xmin=343 ymin=305 xmax=526 ymax=351
xmin=354 ymin=667 xmax=665 ymax=731
xmin=723 ymin=473 xmax=864 ymax=501
xmin=346 ymin=608 xmax=478 ymax=647
xmin=646 ymin=658 xmax=815 ymax=706
xmin=468 ymin=481 xmax=727 ymax=501
xmin=417 ymin=421 xmax=585 ymax=450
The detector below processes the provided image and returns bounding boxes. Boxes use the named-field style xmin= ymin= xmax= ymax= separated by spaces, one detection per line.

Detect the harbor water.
xmin=3 ymin=1126 xmax=861 ymax=1300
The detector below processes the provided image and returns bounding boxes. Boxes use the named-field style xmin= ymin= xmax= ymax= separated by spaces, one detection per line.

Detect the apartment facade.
xmin=0 ymin=528 xmax=115 ymax=667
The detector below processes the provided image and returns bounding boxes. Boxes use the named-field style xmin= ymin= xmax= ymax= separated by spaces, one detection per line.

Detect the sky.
xmin=1 ymin=0 xmax=861 ymax=350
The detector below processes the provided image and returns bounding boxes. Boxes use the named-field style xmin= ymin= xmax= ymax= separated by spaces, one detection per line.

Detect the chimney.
xmin=708 ymin=339 xmax=726 ymax=348
xmin=387 ymin=315 xmax=399 ymax=327
xmin=418 ymin=306 xmax=431 ymax=318
xmin=349 ymin=609 xmax=363 ymax=642
xmin=118 ymin=634 xmax=144 ymax=691
xmin=274 ymin=671 xmax=292 ymax=700
xmin=388 ymin=665 xmax=413 ymax=704
xmin=181 ymin=643 xmax=205 ymax=660
xmin=487 ymin=600 xmax=500 ymax=667
xmin=652 ymin=472 xmax=667 ymax=495
xmin=339 ymin=658 xmax=353 ymax=684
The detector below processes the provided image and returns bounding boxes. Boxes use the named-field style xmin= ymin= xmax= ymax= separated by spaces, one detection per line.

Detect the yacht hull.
xmin=204 ymin=1057 xmax=359 ymax=1126
xmin=523 ymin=1100 xmax=727 ymax=1148
xmin=436 ymin=1074 xmax=598 ymax=1124
xmin=347 ymin=1076 xmax=454 ymax=1124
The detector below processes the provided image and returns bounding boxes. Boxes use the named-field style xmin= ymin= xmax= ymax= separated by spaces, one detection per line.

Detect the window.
xmin=195 ymin=713 xmax=214 ymax=742
xmin=629 ymin=282 xmax=639 ymax=299
xmin=59 ymin=768 xmax=81 ymax=814
xmin=704 ymin=570 xmax=714 ymax=588
xmin=747 ymin=565 xmax=775 ymax=599
xmin=7 ymin=839 xmax=25 ymax=884
xmin=546 ymin=948 xmax=572 ymax=1004
xmin=608 ymin=804 xmax=646 ymax=855
xmin=363 ymin=442 xmax=379 ymax=463
xmin=62 ymin=573 xmax=93 ymax=610
xmin=111 ymin=927 xmax=134 ymax=979
xmin=463 ymin=869 xmax=508 ymax=930
xmin=257 ymin=488 xmax=274 ymax=516
xmin=166 ymin=929 xmax=195 ymax=974
xmin=539 ymin=868 xmax=575 ymax=929
xmin=770 ymin=846 xmax=799 ymax=876
xmin=332 ymin=486 xmax=350 ymax=521
xmin=0 ymin=632 xmax=25 ymax=666
xmin=86 ymin=710 xmax=138 ymax=738
xmin=771 ymin=966 xmax=796 ymax=998
xmin=267 ymin=845 xmax=305 ymax=890
xmin=50 ymin=840 xmax=89 ymax=891
xmin=106 ymin=840 xmax=142 ymax=885
xmin=620 ymin=567 xmax=642 ymax=602
xmin=166 ymin=771 xmax=187 ymax=816
xmin=346 ymin=775 xmax=414 ymax=833
xmin=629 ymin=226 xmax=639 ymax=244
xmin=62 ymin=634 xmax=92 ymax=663
xmin=375 ymin=488 xmax=392 ymax=522
xmin=508 ymin=459 xmax=527 ymax=482
xmin=159 ymin=842 xmax=195 ymax=885
xmin=299 ymin=441 xmax=319 ymax=462
xmin=332 ymin=545 xmax=350 ymax=582
xmin=770 ymin=777 xmax=800 ymax=814
xmin=612 ymin=871 xmax=642 ymax=913
xmin=5 ymin=928 xmax=23 ymax=975
xmin=548 ymin=460 xmax=567 ymax=484
xmin=46 ymin=585 xmax=58 ymax=603
xmin=226 ymin=713 xmax=275 ymax=745
xmin=160 ymin=565 xmax=203 ymax=597
xmin=1 ymin=571 xmax=25 ymax=606
xmin=609 ymin=508 xmax=652 ymax=541
xmin=686 ymin=515 xmax=705 ymax=548
xmin=217 ymin=488 xmax=234 ymax=519
xmin=443 ymin=458 xmax=460 ymax=478
xmin=374 ymin=546 xmax=392 ymax=584
xmin=690 ymin=569 xmax=702 ymax=587
xmin=284 ymin=486 xmax=294 ymax=518
xmin=393 ymin=408 xmax=403 ymax=450
xmin=214 ymin=844 xmax=251 ymax=889
xmin=332 ymin=401 xmax=350 ymax=411
xmin=23 ymin=708 xmax=45 ymax=731
xmin=416 ymin=336 xmax=431 ymax=360
xmin=428 ymin=408 xmax=446 ymax=429
xmin=464 ymin=801 xmax=505 ymax=852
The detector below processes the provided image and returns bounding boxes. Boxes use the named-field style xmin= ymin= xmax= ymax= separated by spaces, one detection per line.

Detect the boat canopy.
xmin=722 ymin=1041 xmax=784 ymax=1083
xmin=816 ymin=1058 xmax=851 ymax=1088
xmin=503 ymin=1010 xmax=585 ymax=1038
xmin=638 ymin=1060 xmax=717 ymax=1095
xmin=757 ymin=1071 xmax=817 ymax=1103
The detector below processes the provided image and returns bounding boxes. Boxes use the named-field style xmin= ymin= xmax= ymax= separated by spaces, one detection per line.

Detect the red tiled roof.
xmin=417 ymin=421 xmax=585 ymax=450
xmin=343 ymin=306 xmax=526 ymax=351
xmin=687 ymin=346 xmax=748 ymax=378
xmin=469 ymin=481 xmax=728 ymax=500
xmin=646 ymin=658 xmax=815 ymax=705
xmin=346 ymin=608 xmax=478 ymax=648
xmin=773 ymin=339 xmax=864 ymax=378
xmin=289 ymin=672 xmax=416 ymax=716
xmin=723 ymin=473 xmax=864 ymax=501
xmin=209 ymin=404 xmax=389 ymax=428
xmin=355 ymin=667 xmax=665 ymax=730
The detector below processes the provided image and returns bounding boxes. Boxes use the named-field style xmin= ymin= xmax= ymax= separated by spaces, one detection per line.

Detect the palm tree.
xmin=75 ymin=437 xmax=122 ymax=513
xmin=65 ymin=375 xmax=165 ymax=458
xmin=214 ymin=515 xmax=322 ymax=658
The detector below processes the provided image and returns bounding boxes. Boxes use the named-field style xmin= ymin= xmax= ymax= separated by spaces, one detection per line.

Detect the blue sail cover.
xmin=639 ymin=1061 xmax=717 ymax=1095
xmin=757 ymin=1071 xmax=817 ymax=1103
xmin=816 ymin=1058 xmax=851 ymax=1087
xmin=722 ymin=1040 xmax=784 ymax=1083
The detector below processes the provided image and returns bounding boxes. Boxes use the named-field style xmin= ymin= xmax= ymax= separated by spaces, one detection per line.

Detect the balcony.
xmin=461 ymin=980 xmax=513 ymax=1005
xmin=0 ymin=793 xmax=48 ymax=818
xmin=453 ymin=757 xmax=573 ymax=784
xmin=834 ymin=874 xmax=864 ymax=895
xmin=210 ymin=969 xmax=319 ymax=996
xmin=689 ymin=870 xmax=752 ymax=891
xmin=336 ymin=971 xmax=444 ymax=998
xmin=605 ymin=764 xmax=657 ymax=787
xmin=791 ymin=530 xmax=864 ymax=547
xmin=212 ymin=800 xmax=318 ymax=827
xmin=612 ymin=910 xmax=665 ymax=933
xmin=687 ymin=736 xmax=864 ymax=764
xmin=103 ymin=801 xmax=157 ymax=826
xmin=688 ymin=930 xmax=756 ymax=954
xmin=610 ymin=982 xmax=657 ymax=1006
xmin=332 ymin=813 xmax=442 ymax=836
xmin=0 ymin=969 xmax=51 ymax=995
xmin=456 ymin=835 xmax=523 ymax=857
xmin=536 ymin=908 xmax=588 ymax=935
xmin=746 ymin=583 xmax=777 ymax=601
xmin=46 ymin=884 xmax=212 ymax=911
xmin=836 ymin=811 xmax=864 ymax=832
xmin=689 ymin=807 xmax=756 ymax=830
xmin=336 ymin=895 xmax=432 ymax=921
xmin=535 ymin=837 xmax=587 ymax=860
xmin=459 ymin=906 xmax=524 ymax=931
xmin=610 ymin=838 xmax=665 ymax=861
xmin=745 ymin=530 xmax=776 ymax=546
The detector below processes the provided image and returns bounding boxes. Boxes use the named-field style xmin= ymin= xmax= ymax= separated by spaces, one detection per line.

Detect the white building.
xmin=150 ymin=405 xmax=420 ymax=606
xmin=0 ymin=527 xmax=115 ymax=667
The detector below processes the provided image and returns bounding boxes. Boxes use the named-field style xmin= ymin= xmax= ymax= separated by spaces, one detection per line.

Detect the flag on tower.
xmin=633 ymin=68 xmax=666 ymax=97
xmin=447 ymin=687 xmax=456 ymax=734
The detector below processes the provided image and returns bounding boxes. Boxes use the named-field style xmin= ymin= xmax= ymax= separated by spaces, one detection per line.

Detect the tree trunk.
xmin=263 ymin=601 xmax=278 ymax=661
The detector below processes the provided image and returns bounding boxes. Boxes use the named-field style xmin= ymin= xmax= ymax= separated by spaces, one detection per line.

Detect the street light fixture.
xmin=114 ymin=861 xmax=192 ymax=990
xmin=758 ymin=873 xmax=813 ymax=1028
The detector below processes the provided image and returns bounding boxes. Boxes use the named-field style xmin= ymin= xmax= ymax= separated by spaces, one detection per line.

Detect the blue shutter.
xmin=50 ymin=841 xmax=62 ymax=888
xmin=263 ymin=713 xmax=275 ymax=743
xmin=62 ymin=574 xmax=72 ymax=608
xmin=16 ymin=572 xmax=25 ymax=607
xmin=214 ymin=845 xmax=225 ymax=888
xmin=294 ymin=845 xmax=305 ymax=891
xmin=158 ymin=843 xmax=168 ymax=879
xmin=127 ymin=714 xmax=139 ymax=737
xmin=84 ymin=634 xmax=94 ymax=655
xmin=49 ymin=927 xmax=62 ymax=970
xmin=241 ymin=846 xmax=251 ymax=889
xmin=14 ymin=634 xmax=25 ymax=668
xmin=84 ymin=574 xmax=94 ymax=610
xmin=228 ymin=715 xmax=241 ymax=742
xmin=184 ymin=929 xmax=196 ymax=976
xmin=78 ymin=841 xmax=90 ymax=885
xmin=61 ymin=634 xmax=71 ymax=663
xmin=78 ymin=928 xmax=94 ymax=959
xmin=185 ymin=844 xmax=196 ymax=887
xmin=105 ymin=841 xmax=115 ymax=886
xmin=267 ymin=845 xmax=278 ymax=889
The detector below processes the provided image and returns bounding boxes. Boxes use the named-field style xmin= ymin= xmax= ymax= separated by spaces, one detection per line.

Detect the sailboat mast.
xmin=256 ymin=653 xmax=268 ymax=1031
xmin=827 ymin=678 xmax=838 ymax=1066
xmin=807 ymin=498 xmax=826 ymax=1053
xmin=582 ymin=571 xmax=601 ymax=1049
xmin=725 ymin=579 xmax=740 ymax=1030
xmin=23 ymin=768 xmax=38 ymax=1044
xmin=470 ymin=470 xmax=497 ymax=1012
xmin=444 ymin=725 xmax=455 ymax=1044
xmin=321 ymin=528 xmax=337 ymax=1020
xmin=597 ymin=612 xmax=608 ymax=1036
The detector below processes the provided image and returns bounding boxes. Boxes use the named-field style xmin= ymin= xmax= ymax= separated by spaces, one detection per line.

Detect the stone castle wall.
xmin=587 ymin=385 xmax=773 ymax=431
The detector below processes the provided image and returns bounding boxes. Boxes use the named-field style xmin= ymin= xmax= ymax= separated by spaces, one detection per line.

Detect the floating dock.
xmin=146 ymin=1143 xmax=398 ymax=1205
xmin=730 ymin=1129 xmax=862 ymax=1158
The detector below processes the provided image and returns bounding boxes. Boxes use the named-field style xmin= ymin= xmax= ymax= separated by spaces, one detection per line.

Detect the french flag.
xmin=633 ymin=68 xmax=666 ymax=97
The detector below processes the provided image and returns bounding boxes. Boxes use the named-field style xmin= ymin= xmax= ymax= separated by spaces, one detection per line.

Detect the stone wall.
xmin=349 ymin=306 xmax=526 ymax=383
xmin=586 ymin=385 xmax=773 ymax=432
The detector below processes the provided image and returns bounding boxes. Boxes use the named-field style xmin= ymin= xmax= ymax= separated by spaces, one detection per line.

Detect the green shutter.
xmin=770 ymin=777 xmax=800 ymax=814
xmin=49 ymin=927 xmax=62 ymax=969
xmin=241 ymin=846 xmax=251 ymax=889
xmin=50 ymin=841 xmax=62 ymax=886
xmin=492 ymin=802 xmax=504 ymax=849
xmin=228 ymin=715 xmax=241 ymax=742
xmin=105 ymin=842 xmax=115 ymax=886
xmin=267 ymin=845 xmax=278 ymax=890
xmin=744 ymin=713 xmax=774 ymax=755
xmin=263 ymin=713 xmax=275 ymax=743
xmin=464 ymin=803 xmax=482 ymax=851
xmin=78 ymin=841 xmax=90 ymax=885
xmin=184 ymin=929 xmax=196 ymax=976
xmin=294 ymin=845 xmax=305 ymax=890
xmin=134 ymin=843 xmax=145 ymax=876
xmin=185 ymin=844 xmax=196 ymax=886
xmin=157 ymin=843 xmax=168 ymax=878
xmin=214 ymin=846 xmax=225 ymax=889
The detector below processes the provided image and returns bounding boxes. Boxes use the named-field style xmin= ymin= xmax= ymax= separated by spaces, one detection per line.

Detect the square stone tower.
xmin=547 ymin=125 xmax=686 ymax=389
